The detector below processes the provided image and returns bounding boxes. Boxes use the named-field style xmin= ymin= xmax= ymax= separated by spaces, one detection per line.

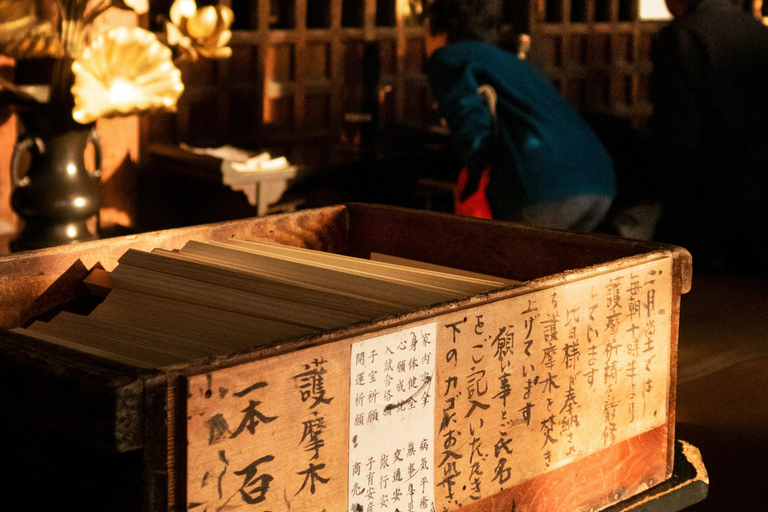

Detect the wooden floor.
xmin=674 ymin=269 xmax=768 ymax=510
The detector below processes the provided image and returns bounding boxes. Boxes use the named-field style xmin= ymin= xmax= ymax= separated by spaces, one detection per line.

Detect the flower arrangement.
xmin=0 ymin=0 xmax=234 ymax=124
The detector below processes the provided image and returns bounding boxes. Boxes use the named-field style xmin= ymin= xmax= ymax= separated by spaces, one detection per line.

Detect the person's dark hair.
xmin=426 ymin=0 xmax=502 ymax=45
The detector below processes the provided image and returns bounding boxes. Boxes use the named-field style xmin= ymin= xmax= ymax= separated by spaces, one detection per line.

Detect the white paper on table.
xmin=180 ymin=144 xmax=295 ymax=207
xmin=181 ymin=144 xmax=290 ymax=173
xmin=180 ymin=143 xmax=253 ymax=162
xmin=230 ymin=154 xmax=289 ymax=173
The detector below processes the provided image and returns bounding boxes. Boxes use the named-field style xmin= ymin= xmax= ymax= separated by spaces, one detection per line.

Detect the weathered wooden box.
xmin=0 ymin=204 xmax=691 ymax=512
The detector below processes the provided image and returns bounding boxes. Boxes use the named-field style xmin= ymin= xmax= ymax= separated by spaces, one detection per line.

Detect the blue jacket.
xmin=426 ymin=41 xmax=616 ymax=219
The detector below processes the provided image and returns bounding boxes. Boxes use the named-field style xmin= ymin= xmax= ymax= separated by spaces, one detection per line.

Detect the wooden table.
xmin=146 ymin=143 xmax=306 ymax=217
xmin=142 ymin=124 xmax=459 ymax=229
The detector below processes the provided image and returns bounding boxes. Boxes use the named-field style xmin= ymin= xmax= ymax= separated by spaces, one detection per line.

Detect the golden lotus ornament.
xmin=122 ymin=0 xmax=149 ymax=15
xmin=166 ymin=0 xmax=234 ymax=60
xmin=71 ymin=26 xmax=184 ymax=124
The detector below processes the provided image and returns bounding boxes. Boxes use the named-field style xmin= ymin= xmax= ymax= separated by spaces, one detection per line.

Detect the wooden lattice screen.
xmin=527 ymin=0 xmax=666 ymax=129
xmin=143 ymin=0 xmax=681 ymax=149
xmin=146 ymin=0 xmax=432 ymax=149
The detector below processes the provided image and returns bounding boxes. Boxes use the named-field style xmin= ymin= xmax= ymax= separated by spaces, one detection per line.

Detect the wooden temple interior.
xmin=3 ymin=0 xmax=690 ymax=236
xmin=1 ymin=1 xmax=767 ymax=511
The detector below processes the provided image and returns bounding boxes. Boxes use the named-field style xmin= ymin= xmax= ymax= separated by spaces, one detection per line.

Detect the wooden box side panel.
xmin=460 ymin=425 xmax=669 ymax=512
xmin=180 ymin=255 xmax=674 ymax=512
xmin=0 ymin=203 xmax=693 ymax=331
xmin=0 ymin=329 xmax=147 ymax=452
xmin=0 ymin=205 xmax=348 ymax=329
xmin=344 ymin=203 xmax=692 ymax=293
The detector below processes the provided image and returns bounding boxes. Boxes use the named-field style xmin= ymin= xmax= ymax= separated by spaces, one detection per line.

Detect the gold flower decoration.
xmin=0 ymin=0 xmax=63 ymax=58
xmin=71 ymin=26 xmax=184 ymax=124
xmin=122 ymin=0 xmax=148 ymax=14
xmin=166 ymin=0 xmax=234 ymax=60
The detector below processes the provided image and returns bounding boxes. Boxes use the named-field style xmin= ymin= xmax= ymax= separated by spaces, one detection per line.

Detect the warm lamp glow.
xmin=71 ymin=27 xmax=184 ymax=123
xmin=167 ymin=0 xmax=234 ymax=60
xmin=73 ymin=197 xmax=86 ymax=207
xmin=397 ymin=0 xmax=413 ymax=19
xmin=125 ymin=0 xmax=149 ymax=15
xmin=178 ymin=0 xmax=198 ymax=17
xmin=2 ymin=1 xmax=232 ymax=125
xmin=639 ymin=0 xmax=673 ymax=20
xmin=108 ymin=78 xmax=141 ymax=108
xmin=66 ymin=164 xmax=77 ymax=176
xmin=396 ymin=0 xmax=422 ymax=24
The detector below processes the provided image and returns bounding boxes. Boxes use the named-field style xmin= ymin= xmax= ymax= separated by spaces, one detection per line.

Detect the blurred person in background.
xmin=424 ymin=0 xmax=616 ymax=232
xmin=647 ymin=0 xmax=768 ymax=271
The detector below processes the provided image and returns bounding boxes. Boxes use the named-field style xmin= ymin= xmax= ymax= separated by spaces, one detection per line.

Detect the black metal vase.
xmin=9 ymin=103 xmax=102 ymax=251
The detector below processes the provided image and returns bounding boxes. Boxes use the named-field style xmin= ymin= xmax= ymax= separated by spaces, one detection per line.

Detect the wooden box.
xmin=0 ymin=204 xmax=691 ymax=512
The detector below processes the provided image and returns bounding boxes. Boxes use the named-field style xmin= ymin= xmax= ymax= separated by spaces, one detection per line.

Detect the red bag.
xmin=453 ymin=84 xmax=497 ymax=219
xmin=454 ymin=166 xmax=493 ymax=219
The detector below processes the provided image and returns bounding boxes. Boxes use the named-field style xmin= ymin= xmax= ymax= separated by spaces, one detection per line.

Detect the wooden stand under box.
xmin=0 ymin=204 xmax=704 ymax=511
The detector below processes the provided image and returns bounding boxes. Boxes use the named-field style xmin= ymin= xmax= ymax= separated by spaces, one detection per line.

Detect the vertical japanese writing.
xmin=349 ymin=324 xmax=436 ymax=512
xmin=437 ymin=318 xmax=464 ymax=509
xmin=190 ymin=379 xmax=279 ymax=511
xmin=465 ymin=316 xmax=491 ymax=501
xmin=185 ymin=257 xmax=672 ymax=512
xmin=602 ymin=276 xmax=623 ymax=446
xmin=560 ymin=303 xmax=581 ymax=458
xmin=433 ymin=258 xmax=672 ymax=510
xmin=293 ymin=358 xmax=333 ymax=496
xmin=642 ymin=269 xmax=660 ymax=418
xmin=538 ymin=291 xmax=561 ymax=468
xmin=625 ymin=271 xmax=642 ymax=423
xmin=585 ymin=286 xmax=600 ymax=391
xmin=519 ymin=299 xmax=538 ymax=432
xmin=493 ymin=310 xmax=519 ymax=496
